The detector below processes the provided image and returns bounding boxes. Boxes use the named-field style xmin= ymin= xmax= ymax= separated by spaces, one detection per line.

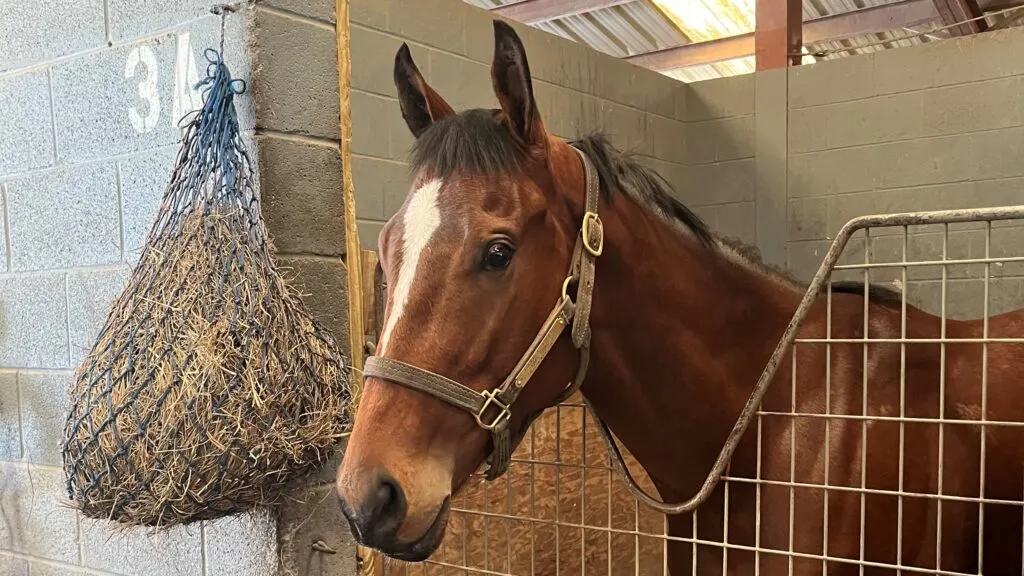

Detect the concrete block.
xmin=531 ymin=83 xmax=600 ymax=141
xmin=787 ymin=147 xmax=875 ymax=198
xmin=0 ymin=71 xmax=55 ymax=176
xmin=789 ymin=53 xmax=875 ymax=109
xmin=819 ymin=91 xmax=925 ymax=150
xmin=277 ymin=256 xmax=349 ymax=347
xmin=685 ymin=159 xmax=755 ymax=206
xmin=51 ymin=36 xmax=180 ymax=163
xmin=0 ymin=0 xmax=105 ymax=73
xmin=357 ymin=219 xmax=385 ymax=252
xmin=989 ymin=226 xmax=1024 ymax=277
xmin=107 ymin=0 xmax=216 ymax=41
xmin=351 ymin=0 xmax=389 ymax=29
xmin=251 ymin=10 xmax=339 ymax=139
xmin=426 ymin=49 xmax=495 ymax=112
xmin=389 ymin=0 xmax=467 ymax=56
xmin=67 ymin=268 xmax=131 ymax=365
xmin=903 ymin=229 xmax=979 ymax=281
xmin=970 ymin=127 xmax=1024 ymax=181
xmin=685 ymin=74 xmax=754 ymax=121
xmin=350 ymin=24 xmax=424 ymax=98
xmin=80 ymin=518 xmax=203 ymax=575
xmin=788 ymin=197 xmax=828 ymax=242
xmin=257 ymin=136 xmax=345 ymax=256
xmin=873 ymin=35 xmax=975 ymax=95
xmin=262 ymin=0 xmax=339 ymax=23
xmin=715 ymin=202 xmax=757 ymax=246
xmin=1 ymin=186 xmax=7 ymax=271
xmin=826 ymin=183 xmax=976 ymax=236
xmin=686 ymin=116 xmax=754 ymax=164
xmin=5 ymin=163 xmax=120 ymax=271
xmin=118 ymin=147 xmax=178 ymax=262
xmin=872 ymin=134 xmax=974 ymax=190
xmin=389 ymin=102 xmax=416 ymax=161
xmin=633 ymin=156 xmax=687 ymax=203
xmin=969 ymin=27 xmax=1024 ymax=81
xmin=0 ymin=372 xmax=20 ymax=460
xmin=0 ymin=554 xmax=28 ymax=576
xmin=786 ymin=240 xmax=830 ymax=283
xmin=972 ymin=178 xmax=1024 ymax=212
xmin=204 ymin=510 xmax=278 ymax=576
xmin=753 ymin=68 xmax=788 ymax=268
xmin=921 ymin=77 xmax=1024 ymax=138
xmin=787 ymin=105 xmax=829 ymax=154
xmin=18 ymin=371 xmax=70 ymax=466
xmin=0 ymin=463 xmax=80 ymax=563
xmin=353 ymin=155 xmax=409 ymax=221
xmin=0 ymin=272 xmax=69 ymax=369
xmin=646 ymin=115 xmax=686 ymax=164
xmin=352 ymin=91 xmax=395 ymax=159
xmin=914 ymin=277 xmax=1024 ymax=320
xmin=629 ymin=68 xmax=680 ymax=120
xmin=599 ymin=101 xmax=649 ymax=156
xmin=22 ymin=561 xmax=93 ymax=576
xmin=277 ymin=484 xmax=358 ymax=576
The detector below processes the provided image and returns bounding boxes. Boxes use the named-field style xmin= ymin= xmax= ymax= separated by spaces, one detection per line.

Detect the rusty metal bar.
xmin=756 ymin=0 xmax=803 ymax=69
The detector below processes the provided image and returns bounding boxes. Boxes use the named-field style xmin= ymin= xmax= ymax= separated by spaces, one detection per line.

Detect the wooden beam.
xmin=756 ymin=0 xmax=803 ymax=70
xmin=932 ymin=0 xmax=987 ymax=35
xmin=490 ymin=0 xmax=633 ymax=25
xmin=626 ymin=0 xmax=940 ymax=71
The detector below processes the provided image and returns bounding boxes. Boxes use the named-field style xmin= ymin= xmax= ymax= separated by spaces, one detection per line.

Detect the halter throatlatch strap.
xmin=361 ymin=145 xmax=604 ymax=481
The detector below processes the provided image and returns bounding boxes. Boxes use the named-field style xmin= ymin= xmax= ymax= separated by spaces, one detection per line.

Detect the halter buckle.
xmin=581 ymin=211 xmax=604 ymax=257
xmin=475 ymin=389 xmax=512 ymax=432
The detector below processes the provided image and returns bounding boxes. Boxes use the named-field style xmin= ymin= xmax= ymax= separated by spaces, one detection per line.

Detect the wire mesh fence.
xmin=379 ymin=206 xmax=1024 ymax=575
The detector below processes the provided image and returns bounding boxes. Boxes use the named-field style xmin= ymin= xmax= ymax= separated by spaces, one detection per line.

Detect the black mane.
xmin=408 ymin=108 xmax=898 ymax=307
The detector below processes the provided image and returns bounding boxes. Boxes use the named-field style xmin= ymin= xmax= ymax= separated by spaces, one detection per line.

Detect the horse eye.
xmin=483 ymin=241 xmax=514 ymax=271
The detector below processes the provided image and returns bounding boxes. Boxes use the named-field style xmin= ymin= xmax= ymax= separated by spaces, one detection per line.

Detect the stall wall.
xmin=684 ymin=26 xmax=1024 ymax=319
xmin=0 ymin=2 xmax=277 ymax=576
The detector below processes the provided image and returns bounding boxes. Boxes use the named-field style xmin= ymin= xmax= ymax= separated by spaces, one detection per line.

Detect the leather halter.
xmin=363 ymin=146 xmax=603 ymax=480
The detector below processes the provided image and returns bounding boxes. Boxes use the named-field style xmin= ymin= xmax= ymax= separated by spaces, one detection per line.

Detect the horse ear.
xmin=393 ymin=43 xmax=455 ymax=138
xmin=490 ymin=20 xmax=545 ymax=149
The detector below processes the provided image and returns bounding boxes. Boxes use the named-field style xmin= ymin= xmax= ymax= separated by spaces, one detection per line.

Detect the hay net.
xmin=61 ymin=48 xmax=352 ymax=528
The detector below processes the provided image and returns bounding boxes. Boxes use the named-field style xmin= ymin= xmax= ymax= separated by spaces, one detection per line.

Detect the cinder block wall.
xmin=682 ymin=26 xmax=1024 ymax=319
xmin=785 ymin=27 xmax=1024 ymax=318
xmin=0 ymin=2 xmax=278 ymax=575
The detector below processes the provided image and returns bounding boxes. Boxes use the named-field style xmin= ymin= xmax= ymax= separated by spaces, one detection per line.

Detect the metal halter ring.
xmin=474 ymin=389 xmax=512 ymax=431
xmin=581 ymin=211 xmax=604 ymax=257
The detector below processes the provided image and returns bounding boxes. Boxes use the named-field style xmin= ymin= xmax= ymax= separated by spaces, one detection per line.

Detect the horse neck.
xmin=580 ymin=195 xmax=801 ymax=498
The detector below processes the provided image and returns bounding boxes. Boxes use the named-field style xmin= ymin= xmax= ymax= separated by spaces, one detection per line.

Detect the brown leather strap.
xmin=570 ymin=147 xmax=602 ymax=350
xmin=363 ymin=356 xmax=486 ymax=416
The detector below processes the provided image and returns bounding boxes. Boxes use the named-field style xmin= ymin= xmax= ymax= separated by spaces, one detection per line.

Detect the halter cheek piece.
xmin=363 ymin=146 xmax=602 ymax=480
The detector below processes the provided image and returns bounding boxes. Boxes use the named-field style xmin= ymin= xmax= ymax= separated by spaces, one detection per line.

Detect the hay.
xmin=61 ymin=49 xmax=351 ymax=528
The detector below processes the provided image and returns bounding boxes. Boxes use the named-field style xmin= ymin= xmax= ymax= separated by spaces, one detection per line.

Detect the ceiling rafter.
xmin=626 ymin=0 xmax=943 ymax=71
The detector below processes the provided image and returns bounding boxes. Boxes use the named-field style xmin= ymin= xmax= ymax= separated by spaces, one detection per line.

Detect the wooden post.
xmin=335 ymin=0 xmax=382 ymax=573
xmin=755 ymin=0 xmax=803 ymax=70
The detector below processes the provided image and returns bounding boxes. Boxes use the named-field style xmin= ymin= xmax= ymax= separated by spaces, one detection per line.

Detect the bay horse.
xmin=336 ymin=20 xmax=1024 ymax=575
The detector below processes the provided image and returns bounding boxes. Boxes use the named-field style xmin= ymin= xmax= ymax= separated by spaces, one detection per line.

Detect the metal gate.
xmin=362 ymin=205 xmax=1024 ymax=575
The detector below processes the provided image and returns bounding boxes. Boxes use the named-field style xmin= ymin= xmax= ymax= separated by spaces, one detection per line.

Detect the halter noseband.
xmin=362 ymin=146 xmax=603 ymax=480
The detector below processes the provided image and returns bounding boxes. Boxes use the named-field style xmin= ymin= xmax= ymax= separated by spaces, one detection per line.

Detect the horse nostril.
xmin=345 ymin=469 xmax=407 ymax=548
xmin=369 ymin=471 xmax=407 ymax=534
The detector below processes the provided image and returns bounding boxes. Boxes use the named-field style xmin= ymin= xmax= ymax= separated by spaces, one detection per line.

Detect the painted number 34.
xmin=124 ymin=32 xmax=205 ymax=134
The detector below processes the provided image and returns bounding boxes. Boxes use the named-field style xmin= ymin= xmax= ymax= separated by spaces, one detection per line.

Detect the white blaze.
xmin=378 ymin=178 xmax=443 ymax=355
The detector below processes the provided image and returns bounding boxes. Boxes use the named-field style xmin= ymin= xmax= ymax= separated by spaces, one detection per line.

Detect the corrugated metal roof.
xmin=464 ymin=0 xmax=1018 ymax=82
